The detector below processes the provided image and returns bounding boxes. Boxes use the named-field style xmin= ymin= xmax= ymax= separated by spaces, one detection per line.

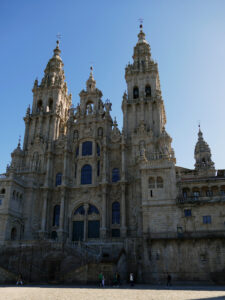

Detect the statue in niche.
xmin=75 ymin=104 xmax=80 ymax=118
xmin=105 ymin=99 xmax=112 ymax=113
xmin=87 ymin=104 xmax=93 ymax=114
xmin=99 ymin=102 xmax=104 ymax=115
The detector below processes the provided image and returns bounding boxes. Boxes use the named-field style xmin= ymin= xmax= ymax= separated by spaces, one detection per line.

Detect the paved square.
xmin=1 ymin=285 xmax=225 ymax=300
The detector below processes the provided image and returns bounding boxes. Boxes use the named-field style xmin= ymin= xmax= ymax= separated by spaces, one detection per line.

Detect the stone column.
xmin=133 ymin=104 xmax=136 ymax=131
xmin=63 ymin=145 xmax=69 ymax=185
xmin=46 ymin=116 xmax=51 ymax=141
xmin=83 ymin=203 xmax=89 ymax=241
xmin=58 ymin=189 xmax=66 ymax=242
xmin=44 ymin=142 xmax=52 ymax=187
xmin=102 ymin=137 xmax=107 ymax=183
xmin=41 ymin=190 xmax=48 ymax=235
xmin=140 ymin=97 xmax=144 ymax=121
xmin=121 ymin=183 xmax=127 ymax=237
xmin=121 ymin=135 xmax=125 ymax=180
xmin=100 ymin=185 xmax=107 ymax=238
xmin=37 ymin=113 xmax=43 ymax=136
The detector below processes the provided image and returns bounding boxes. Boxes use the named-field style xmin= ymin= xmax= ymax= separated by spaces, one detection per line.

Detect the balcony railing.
xmin=177 ymin=195 xmax=225 ymax=204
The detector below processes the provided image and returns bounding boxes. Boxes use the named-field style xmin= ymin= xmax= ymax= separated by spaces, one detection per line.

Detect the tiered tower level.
xmin=0 ymin=26 xmax=225 ymax=285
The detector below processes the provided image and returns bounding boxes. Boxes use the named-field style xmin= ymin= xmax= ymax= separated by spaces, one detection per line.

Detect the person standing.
xmin=102 ymin=274 xmax=105 ymax=287
xmin=129 ymin=272 xmax=134 ymax=286
xmin=98 ymin=272 xmax=103 ymax=287
xmin=16 ymin=274 xmax=23 ymax=286
xmin=167 ymin=273 xmax=172 ymax=286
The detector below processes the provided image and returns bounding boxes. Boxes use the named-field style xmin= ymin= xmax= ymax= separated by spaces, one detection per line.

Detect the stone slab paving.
xmin=0 ymin=285 xmax=225 ymax=300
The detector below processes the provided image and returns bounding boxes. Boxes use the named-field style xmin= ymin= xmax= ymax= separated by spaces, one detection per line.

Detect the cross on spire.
xmin=138 ymin=18 xmax=144 ymax=29
xmin=56 ymin=33 xmax=62 ymax=46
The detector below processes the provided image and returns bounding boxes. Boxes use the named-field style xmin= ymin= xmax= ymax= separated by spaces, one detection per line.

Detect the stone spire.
xmin=194 ymin=126 xmax=215 ymax=175
xmin=39 ymin=40 xmax=67 ymax=91
xmin=86 ymin=66 xmax=96 ymax=92
xmin=132 ymin=24 xmax=152 ymax=70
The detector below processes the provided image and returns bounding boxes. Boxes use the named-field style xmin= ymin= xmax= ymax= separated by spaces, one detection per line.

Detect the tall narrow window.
xmin=112 ymin=202 xmax=120 ymax=224
xmin=53 ymin=205 xmax=60 ymax=226
xmin=145 ymin=85 xmax=151 ymax=97
xmin=184 ymin=209 xmax=192 ymax=217
xmin=157 ymin=177 xmax=163 ymax=188
xmin=56 ymin=173 xmax=62 ymax=186
xmin=97 ymin=144 xmax=100 ymax=156
xmin=11 ymin=228 xmax=17 ymax=240
xmin=133 ymin=87 xmax=139 ymax=99
xmin=97 ymin=161 xmax=100 ymax=177
xmin=81 ymin=164 xmax=92 ymax=184
xmin=37 ymin=100 xmax=43 ymax=113
xmin=193 ymin=191 xmax=200 ymax=200
xmin=112 ymin=168 xmax=120 ymax=183
xmin=48 ymin=98 xmax=53 ymax=111
xmin=82 ymin=141 xmax=92 ymax=156
xmin=203 ymin=215 xmax=211 ymax=224
xmin=149 ymin=177 xmax=155 ymax=189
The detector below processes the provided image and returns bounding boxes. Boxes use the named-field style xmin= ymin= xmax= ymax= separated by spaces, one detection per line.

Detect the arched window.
xmin=51 ymin=231 xmax=58 ymax=240
xmin=56 ymin=173 xmax=62 ymax=186
xmin=112 ymin=202 xmax=120 ymax=224
xmin=112 ymin=168 xmax=120 ymax=183
xmin=37 ymin=100 xmax=43 ymax=112
xmin=133 ymin=87 xmax=139 ymax=99
xmin=13 ymin=191 xmax=16 ymax=200
xmin=74 ymin=205 xmax=85 ymax=215
xmin=182 ymin=188 xmax=189 ymax=198
xmin=97 ymin=144 xmax=100 ymax=156
xmin=157 ymin=177 xmax=163 ymax=188
xmin=149 ymin=177 xmax=155 ymax=189
xmin=1 ymin=188 xmax=5 ymax=194
xmin=145 ymin=85 xmax=151 ymax=97
xmin=81 ymin=165 xmax=92 ymax=184
xmin=88 ymin=204 xmax=99 ymax=215
xmin=97 ymin=161 xmax=100 ymax=177
xmin=11 ymin=228 xmax=17 ymax=240
xmin=53 ymin=205 xmax=60 ymax=227
xmin=48 ymin=98 xmax=53 ymax=112
xmin=82 ymin=141 xmax=92 ymax=156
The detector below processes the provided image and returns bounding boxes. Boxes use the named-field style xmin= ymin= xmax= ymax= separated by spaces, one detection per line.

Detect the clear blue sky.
xmin=1 ymin=0 xmax=225 ymax=173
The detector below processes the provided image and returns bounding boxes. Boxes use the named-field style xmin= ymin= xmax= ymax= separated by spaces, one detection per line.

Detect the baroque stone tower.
xmin=0 ymin=25 xmax=225 ymax=285
xmin=194 ymin=126 xmax=215 ymax=176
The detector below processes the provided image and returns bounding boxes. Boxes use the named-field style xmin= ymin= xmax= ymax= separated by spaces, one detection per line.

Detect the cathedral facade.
xmin=0 ymin=26 xmax=225 ymax=284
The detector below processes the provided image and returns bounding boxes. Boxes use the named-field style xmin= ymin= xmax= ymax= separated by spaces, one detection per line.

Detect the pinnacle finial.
xmin=138 ymin=18 xmax=144 ymax=30
xmin=18 ymin=135 xmax=21 ymax=148
xmin=56 ymin=33 xmax=61 ymax=47
xmin=90 ymin=65 xmax=93 ymax=76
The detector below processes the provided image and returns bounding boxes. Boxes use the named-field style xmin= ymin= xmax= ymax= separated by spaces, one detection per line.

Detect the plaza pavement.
xmin=0 ymin=285 xmax=225 ymax=300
